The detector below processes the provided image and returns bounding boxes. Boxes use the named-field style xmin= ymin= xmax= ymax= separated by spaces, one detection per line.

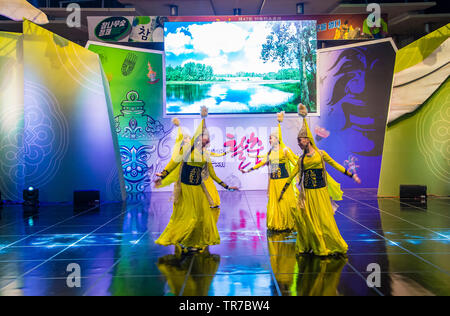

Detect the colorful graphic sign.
xmin=0 ymin=21 xmax=126 ymax=202
xmin=168 ymin=14 xmax=389 ymax=40
xmin=379 ymin=25 xmax=450 ymax=196
xmin=129 ymin=16 xmax=166 ymax=42
xmin=86 ymin=42 xmax=170 ymax=198
xmin=0 ymin=31 xmax=24 ymax=201
xmin=87 ymin=14 xmax=388 ymax=44
xmin=316 ymin=15 xmax=388 ymax=40
xmin=224 ymin=132 xmax=265 ymax=170
xmin=87 ymin=16 xmax=134 ymax=42
xmin=316 ymin=39 xmax=396 ymax=187
xmin=88 ymin=16 xmax=166 ymax=43
xmin=87 ymin=38 xmax=395 ymax=193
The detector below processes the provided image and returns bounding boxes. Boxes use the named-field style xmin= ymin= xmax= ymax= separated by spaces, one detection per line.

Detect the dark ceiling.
xmin=0 ymin=0 xmax=448 ymax=47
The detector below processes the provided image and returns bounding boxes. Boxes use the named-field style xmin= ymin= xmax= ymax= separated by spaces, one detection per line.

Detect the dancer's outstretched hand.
xmin=154 ymin=177 xmax=162 ymax=188
xmin=240 ymin=169 xmax=248 ymax=174
xmin=228 ymin=186 xmax=239 ymax=191
xmin=352 ymin=174 xmax=361 ymax=184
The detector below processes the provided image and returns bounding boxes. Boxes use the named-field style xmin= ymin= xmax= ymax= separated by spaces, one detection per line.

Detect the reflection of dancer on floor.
xmin=157 ymin=247 xmax=220 ymax=296
xmin=241 ymin=112 xmax=300 ymax=232
xmin=279 ymin=104 xmax=361 ymax=256
xmin=154 ymin=107 xmax=238 ymax=253
xmin=295 ymin=255 xmax=348 ymax=296
xmin=267 ymin=231 xmax=348 ymax=296
xmin=267 ymin=232 xmax=298 ymax=293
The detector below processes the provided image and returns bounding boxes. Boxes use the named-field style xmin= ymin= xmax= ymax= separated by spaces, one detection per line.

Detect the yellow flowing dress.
xmin=251 ymin=147 xmax=299 ymax=231
xmin=203 ymin=151 xmax=226 ymax=210
xmin=285 ymin=150 xmax=349 ymax=256
xmin=155 ymin=147 xmax=229 ymax=249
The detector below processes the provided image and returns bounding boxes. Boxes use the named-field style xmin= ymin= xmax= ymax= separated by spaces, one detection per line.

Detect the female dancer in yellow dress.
xmin=154 ymin=107 xmax=238 ymax=252
xmin=279 ymin=104 xmax=361 ymax=256
xmin=241 ymin=112 xmax=299 ymax=232
xmin=160 ymin=118 xmax=226 ymax=214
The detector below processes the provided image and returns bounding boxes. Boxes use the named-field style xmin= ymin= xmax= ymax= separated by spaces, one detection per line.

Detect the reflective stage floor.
xmin=0 ymin=189 xmax=448 ymax=296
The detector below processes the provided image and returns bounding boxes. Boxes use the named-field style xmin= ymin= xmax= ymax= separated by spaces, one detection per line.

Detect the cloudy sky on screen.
xmin=164 ymin=21 xmax=303 ymax=75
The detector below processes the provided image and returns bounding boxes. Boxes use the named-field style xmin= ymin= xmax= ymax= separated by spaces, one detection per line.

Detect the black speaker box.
xmin=23 ymin=188 xmax=39 ymax=206
xmin=400 ymin=185 xmax=427 ymax=200
xmin=74 ymin=190 xmax=100 ymax=207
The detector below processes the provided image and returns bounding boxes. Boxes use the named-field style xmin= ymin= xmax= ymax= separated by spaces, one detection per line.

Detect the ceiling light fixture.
xmin=296 ymin=3 xmax=304 ymax=15
xmin=170 ymin=5 xmax=178 ymax=16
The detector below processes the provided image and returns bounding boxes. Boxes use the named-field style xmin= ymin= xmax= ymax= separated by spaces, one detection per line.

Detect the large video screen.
xmin=164 ymin=20 xmax=317 ymax=115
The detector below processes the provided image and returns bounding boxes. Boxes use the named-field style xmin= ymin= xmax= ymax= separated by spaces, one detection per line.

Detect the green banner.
xmin=87 ymin=42 xmax=172 ymax=198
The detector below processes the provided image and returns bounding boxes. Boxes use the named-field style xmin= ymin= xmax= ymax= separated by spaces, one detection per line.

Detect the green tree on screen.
xmin=167 ymin=63 xmax=214 ymax=81
xmin=261 ymin=22 xmax=316 ymax=112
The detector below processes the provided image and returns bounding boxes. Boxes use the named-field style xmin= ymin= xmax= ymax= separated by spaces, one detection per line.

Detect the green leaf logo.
xmin=95 ymin=17 xmax=132 ymax=42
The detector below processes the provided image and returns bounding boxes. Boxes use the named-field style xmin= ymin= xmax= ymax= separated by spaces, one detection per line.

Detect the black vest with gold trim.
xmin=269 ymin=163 xmax=289 ymax=179
xmin=181 ymin=163 xmax=202 ymax=185
xmin=303 ymin=168 xmax=326 ymax=189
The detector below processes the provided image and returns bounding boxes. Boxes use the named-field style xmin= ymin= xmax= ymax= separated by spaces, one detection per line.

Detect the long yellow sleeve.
xmin=285 ymin=161 xmax=300 ymax=185
xmin=164 ymin=158 xmax=181 ymax=174
xmin=157 ymin=148 xmax=184 ymax=187
xmin=160 ymin=147 xmax=185 ymax=178
xmin=251 ymin=154 xmax=268 ymax=170
xmin=284 ymin=147 xmax=299 ymax=165
xmin=208 ymin=151 xmax=226 ymax=157
xmin=321 ymin=150 xmax=351 ymax=176
xmin=278 ymin=160 xmax=300 ymax=200
xmin=207 ymin=161 xmax=228 ymax=189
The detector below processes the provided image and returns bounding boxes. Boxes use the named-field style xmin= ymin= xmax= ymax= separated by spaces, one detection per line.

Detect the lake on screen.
xmin=166 ymin=81 xmax=297 ymax=114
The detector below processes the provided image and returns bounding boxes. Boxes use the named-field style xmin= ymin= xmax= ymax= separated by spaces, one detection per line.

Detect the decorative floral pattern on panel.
xmin=115 ymin=90 xmax=164 ymax=140
xmin=22 ymin=81 xmax=69 ymax=187
xmin=121 ymin=145 xmax=156 ymax=192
